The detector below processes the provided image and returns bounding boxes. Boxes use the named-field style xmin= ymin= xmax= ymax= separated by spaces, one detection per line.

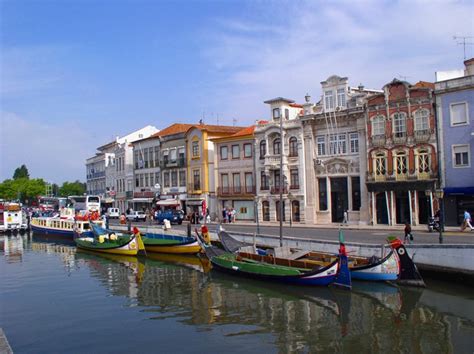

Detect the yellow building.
xmin=185 ymin=123 xmax=242 ymax=219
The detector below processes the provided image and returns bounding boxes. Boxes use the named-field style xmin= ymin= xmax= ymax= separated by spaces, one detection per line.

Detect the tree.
xmin=0 ymin=178 xmax=45 ymax=203
xmin=13 ymin=165 xmax=30 ymax=180
xmin=59 ymin=181 xmax=86 ymax=197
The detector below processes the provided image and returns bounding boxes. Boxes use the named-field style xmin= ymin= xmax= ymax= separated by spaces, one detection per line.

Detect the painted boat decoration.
xmin=74 ymin=225 xmax=146 ymax=256
xmin=386 ymin=237 xmax=425 ymax=287
xmin=202 ymin=231 xmax=351 ymax=288
xmin=142 ymin=232 xmax=201 ymax=254
xmin=31 ymin=216 xmax=104 ymax=238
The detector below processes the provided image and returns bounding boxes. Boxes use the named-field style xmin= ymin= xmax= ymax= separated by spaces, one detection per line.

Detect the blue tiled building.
xmin=435 ymin=58 xmax=474 ymax=226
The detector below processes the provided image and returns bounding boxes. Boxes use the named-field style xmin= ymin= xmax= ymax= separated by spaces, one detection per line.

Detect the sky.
xmin=1 ymin=0 xmax=473 ymax=184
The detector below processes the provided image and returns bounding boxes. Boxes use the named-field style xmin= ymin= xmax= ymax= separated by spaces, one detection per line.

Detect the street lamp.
xmin=433 ymin=189 xmax=444 ymax=244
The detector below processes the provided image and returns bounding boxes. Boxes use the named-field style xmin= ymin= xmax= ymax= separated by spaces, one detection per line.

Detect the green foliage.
xmin=13 ymin=165 xmax=30 ymax=180
xmin=59 ymin=180 xmax=86 ymax=197
xmin=0 ymin=178 xmax=46 ymax=203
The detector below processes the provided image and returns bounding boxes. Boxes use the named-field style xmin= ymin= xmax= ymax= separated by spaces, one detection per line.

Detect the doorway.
xmin=375 ymin=193 xmax=389 ymax=224
xmin=417 ymin=191 xmax=430 ymax=224
xmin=395 ymin=191 xmax=410 ymax=224
xmin=331 ymin=177 xmax=348 ymax=223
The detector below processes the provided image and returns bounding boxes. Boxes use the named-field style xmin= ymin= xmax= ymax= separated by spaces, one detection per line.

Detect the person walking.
xmin=461 ymin=210 xmax=473 ymax=231
xmin=404 ymin=221 xmax=414 ymax=244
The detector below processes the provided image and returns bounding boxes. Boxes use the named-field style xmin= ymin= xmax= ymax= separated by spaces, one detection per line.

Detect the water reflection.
xmin=3 ymin=234 xmax=474 ymax=353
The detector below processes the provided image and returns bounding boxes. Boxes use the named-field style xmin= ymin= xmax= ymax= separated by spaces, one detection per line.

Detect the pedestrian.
xmin=461 ymin=210 xmax=473 ymax=231
xmin=404 ymin=221 xmax=413 ymax=244
xmin=227 ymin=208 xmax=232 ymax=223
xmin=231 ymin=208 xmax=236 ymax=223
xmin=343 ymin=210 xmax=348 ymax=224
xmin=222 ymin=208 xmax=227 ymax=223
xmin=120 ymin=213 xmax=126 ymax=225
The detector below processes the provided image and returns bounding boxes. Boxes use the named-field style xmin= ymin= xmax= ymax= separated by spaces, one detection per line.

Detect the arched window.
xmin=394 ymin=151 xmax=408 ymax=180
xmin=289 ymin=137 xmax=298 ymax=157
xmin=393 ymin=112 xmax=407 ymax=138
xmin=273 ymin=138 xmax=281 ymax=155
xmin=372 ymin=115 xmax=385 ymax=137
xmin=291 ymin=200 xmax=300 ymax=222
xmin=416 ymin=149 xmax=430 ymax=177
xmin=374 ymin=152 xmax=387 ymax=180
xmin=414 ymin=110 xmax=430 ymax=133
xmin=259 ymin=140 xmax=266 ymax=159
xmin=262 ymin=201 xmax=270 ymax=221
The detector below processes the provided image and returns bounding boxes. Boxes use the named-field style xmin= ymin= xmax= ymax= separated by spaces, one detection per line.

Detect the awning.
xmin=156 ymin=199 xmax=181 ymax=206
xmin=186 ymin=199 xmax=204 ymax=206
xmin=444 ymin=187 xmax=474 ymax=196
xmin=132 ymin=198 xmax=153 ymax=202
xmin=103 ymin=198 xmax=114 ymax=203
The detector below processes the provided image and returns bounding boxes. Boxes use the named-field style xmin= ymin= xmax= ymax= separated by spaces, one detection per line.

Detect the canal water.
xmin=1 ymin=234 xmax=473 ymax=354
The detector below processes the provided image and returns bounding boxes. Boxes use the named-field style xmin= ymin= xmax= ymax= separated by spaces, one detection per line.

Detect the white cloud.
xmin=0 ymin=112 xmax=96 ymax=183
xmin=200 ymin=0 xmax=474 ymax=121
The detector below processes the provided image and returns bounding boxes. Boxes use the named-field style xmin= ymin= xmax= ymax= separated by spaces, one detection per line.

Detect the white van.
xmin=107 ymin=208 xmax=120 ymax=219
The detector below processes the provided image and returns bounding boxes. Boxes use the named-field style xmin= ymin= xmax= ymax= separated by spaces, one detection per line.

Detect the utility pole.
xmin=279 ymin=108 xmax=284 ymax=247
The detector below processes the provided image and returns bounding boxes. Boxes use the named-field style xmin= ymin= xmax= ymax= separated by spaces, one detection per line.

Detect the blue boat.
xmin=31 ymin=216 xmax=104 ymax=238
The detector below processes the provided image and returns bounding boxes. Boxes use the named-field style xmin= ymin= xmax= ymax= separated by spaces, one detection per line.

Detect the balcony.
xmin=414 ymin=130 xmax=431 ymax=143
xmin=371 ymin=136 xmax=386 ymax=147
xmin=270 ymin=186 xmax=288 ymax=194
xmin=393 ymin=134 xmax=407 ymax=145
xmin=260 ymin=185 xmax=270 ymax=191
xmin=188 ymin=183 xmax=201 ymax=194
xmin=374 ymin=174 xmax=386 ymax=182
xmin=289 ymin=185 xmax=300 ymax=190
xmin=395 ymin=173 xmax=408 ymax=181
xmin=87 ymin=171 xmax=106 ymax=180
xmin=264 ymin=154 xmax=287 ymax=169
xmin=217 ymin=186 xmax=256 ymax=197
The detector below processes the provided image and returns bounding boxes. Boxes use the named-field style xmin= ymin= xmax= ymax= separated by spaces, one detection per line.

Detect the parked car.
xmin=155 ymin=210 xmax=184 ymax=225
xmin=126 ymin=211 xmax=147 ymax=222
xmin=107 ymin=207 xmax=120 ymax=219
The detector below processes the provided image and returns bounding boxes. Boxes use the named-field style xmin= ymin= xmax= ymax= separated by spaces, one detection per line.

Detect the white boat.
xmin=0 ymin=201 xmax=28 ymax=233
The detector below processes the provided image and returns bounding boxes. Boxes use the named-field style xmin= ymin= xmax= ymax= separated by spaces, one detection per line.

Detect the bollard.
xmin=187 ymin=222 xmax=191 ymax=237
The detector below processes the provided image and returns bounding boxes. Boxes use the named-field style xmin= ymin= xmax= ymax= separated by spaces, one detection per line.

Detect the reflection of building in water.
xmin=2 ymin=235 xmax=26 ymax=263
xmin=31 ymin=241 xmax=76 ymax=270
xmin=75 ymin=253 xmax=473 ymax=354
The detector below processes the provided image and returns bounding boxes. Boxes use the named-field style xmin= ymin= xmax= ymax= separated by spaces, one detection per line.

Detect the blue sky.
xmin=1 ymin=0 xmax=473 ymax=183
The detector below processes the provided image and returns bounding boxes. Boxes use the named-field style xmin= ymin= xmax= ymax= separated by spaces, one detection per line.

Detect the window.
xmin=245 ymin=172 xmax=253 ymax=193
xmin=351 ymin=177 xmax=361 ymax=211
xmin=372 ymin=116 xmax=385 ymax=137
xmin=329 ymin=134 xmax=346 ymax=155
xmin=155 ymin=172 xmax=161 ymax=185
xmin=192 ymin=141 xmax=200 ymax=158
xmin=350 ymin=132 xmax=359 ymax=153
xmin=414 ymin=110 xmax=430 ymax=133
xmin=273 ymin=108 xmax=280 ymax=119
xmin=374 ymin=153 xmax=387 ymax=176
xmin=170 ymin=149 xmax=177 ymax=163
xmin=163 ymin=152 xmax=169 ymax=165
xmin=289 ymin=137 xmax=298 ymax=157
xmin=244 ymin=143 xmax=252 ymax=158
xmin=318 ymin=178 xmax=327 ymax=211
xmin=148 ymin=148 xmax=154 ymax=168
xmin=178 ymin=148 xmax=185 ymax=165
xmin=144 ymin=173 xmax=149 ymax=187
xmin=317 ymin=136 xmax=326 ymax=156
xmin=139 ymin=174 xmax=144 ymax=187
xmin=232 ymin=145 xmax=240 ymax=159
xmin=179 ymin=170 xmax=186 ymax=187
xmin=290 ymin=169 xmax=299 ymax=189
xmin=193 ymin=169 xmax=201 ymax=190
xmin=273 ymin=138 xmax=281 ymax=155
xmin=394 ymin=151 xmax=408 ymax=176
xmin=163 ymin=172 xmax=170 ymax=188
xmin=135 ymin=176 xmax=139 ymax=187
xmin=338 ymin=134 xmax=347 ymax=154
xmin=325 ymin=90 xmax=334 ymax=110
xmin=417 ymin=149 xmax=430 ymax=173
xmin=285 ymin=108 xmax=289 ymax=120
xmin=171 ymin=171 xmax=178 ymax=187
xmin=221 ymin=174 xmax=229 ymax=193
xmin=233 ymin=173 xmax=241 ymax=193
xmin=337 ymin=88 xmax=346 ymax=107
xmin=144 ymin=150 xmax=149 ymax=168
xmin=450 ymin=102 xmax=468 ymax=126
xmin=393 ymin=112 xmax=407 ymax=138
xmin=262 ymin=201 xmax=270 ymax=221
xmin=260 ymin=172 xmax=269 ymax=190
xmin=259 ymin=140 xmax=266 ymax=159
xmin=273 ymin=170 xmax=281 ymax=187
xmin=453 ymin=145 xmax=470 ymax=167
xmin=154 ymin=146 xmax=160 ymax=167
xmin=220 ymin=146 xmax=228 ymax=160
xmin=149 ymin=173 xmax=154 ymax=187
xmin=134 ymin=151 xmax=139 ymax=169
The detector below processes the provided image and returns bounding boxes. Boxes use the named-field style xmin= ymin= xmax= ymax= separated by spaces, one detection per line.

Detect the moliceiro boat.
xmin=142 ymin=233 xmax=201 ymax=254
xmin=75 ymin=225 xmax=146 ymax=256
xmin=204 ymin=232 xmax=351 ymax=288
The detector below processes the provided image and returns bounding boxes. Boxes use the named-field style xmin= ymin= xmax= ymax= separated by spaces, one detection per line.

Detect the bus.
xmin=38 ymin=196 xmax=59 ymax=211
xmin=68 ymin=195 xmax=101 ymax=213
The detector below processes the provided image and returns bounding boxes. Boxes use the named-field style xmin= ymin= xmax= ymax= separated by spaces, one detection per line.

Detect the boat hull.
xmin=75 ymin=234 xmax=143 ymax=256
xmin=31 ymin=224 xmax=95 ymax=238
xmin=210 ymin=254 xmax=340 ymax=286
xmin=143 ymin=234 xmax=201 ymax=254
xmin=350 ymin=250 xmax=399 ymax=281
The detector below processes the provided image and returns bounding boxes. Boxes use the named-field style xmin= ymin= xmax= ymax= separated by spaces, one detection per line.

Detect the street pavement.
xmin=109 ymin=219 xmax=474 ymax=245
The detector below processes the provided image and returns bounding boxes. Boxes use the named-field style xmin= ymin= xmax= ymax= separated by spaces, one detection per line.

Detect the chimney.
xmin=464 ymin=58 xmax=474 ymax=76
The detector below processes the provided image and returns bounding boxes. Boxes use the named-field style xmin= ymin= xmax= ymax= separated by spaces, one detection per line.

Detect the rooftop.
xmin=263 ymin=97 xmax=295 ymax=104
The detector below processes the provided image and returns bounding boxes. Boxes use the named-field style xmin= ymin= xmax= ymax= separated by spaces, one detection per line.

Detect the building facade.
xmin=366 ymin=79 xmax=438 ymax=225
xmin=157 ymin=124 xmax=194 ymax=211
xmin=213 ymin=126 xmax=257 ymax=221
xmin=435 ymin=58 xmax=474 ymax=226
xmin=186 ymin=124 xmax=242 ymax=219
xmin=301 ymin=75 xmax=380 ymax=225
xmin=255 ymin=98 xmax=305 ymax=223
